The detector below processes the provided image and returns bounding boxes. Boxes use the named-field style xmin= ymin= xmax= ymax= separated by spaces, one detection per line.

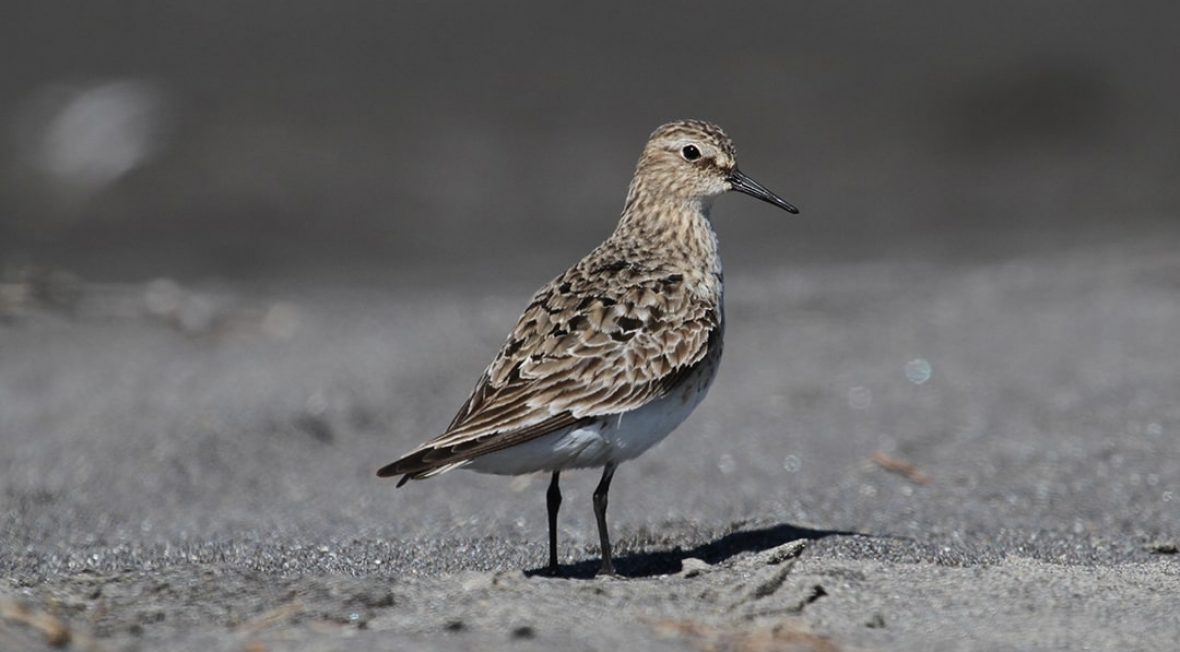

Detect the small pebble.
xmin=1145 ymin=541 xmax=1178 ymax=555
xmin=678 ymin=557 xmax=710 ymax=578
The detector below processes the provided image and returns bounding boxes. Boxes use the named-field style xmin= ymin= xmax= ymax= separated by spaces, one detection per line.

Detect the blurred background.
xmin=3 ymin=0 xmax=1178 ymax=282
xmin=2 ymin=0 xmax=1179 ymax=572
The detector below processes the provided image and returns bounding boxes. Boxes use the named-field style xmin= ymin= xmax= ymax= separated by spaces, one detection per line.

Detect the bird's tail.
xmin=376 ymin=451 xmax=465 ymax=486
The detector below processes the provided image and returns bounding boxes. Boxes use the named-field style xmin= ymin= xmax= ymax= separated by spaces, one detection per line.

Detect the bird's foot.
xmin=595 ymin=561 xmax=620 ymax=578
xmin=540 ymin=563 xmax=566 ymax=578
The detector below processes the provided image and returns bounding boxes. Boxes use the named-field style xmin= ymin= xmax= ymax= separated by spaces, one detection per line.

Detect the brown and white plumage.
xmin=377 ymin=119 xmax=798 ymax=575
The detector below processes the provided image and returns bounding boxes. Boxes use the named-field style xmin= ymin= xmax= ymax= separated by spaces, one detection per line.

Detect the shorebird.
xmin=378 ymin=119 xmax=798 ymax=576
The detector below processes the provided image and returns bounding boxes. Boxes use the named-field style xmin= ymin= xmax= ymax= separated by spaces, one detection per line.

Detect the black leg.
xmin=546 ymin=471 xmax=562 ymax=575
xmin=592 ymin=463 xmax=617 ymax=576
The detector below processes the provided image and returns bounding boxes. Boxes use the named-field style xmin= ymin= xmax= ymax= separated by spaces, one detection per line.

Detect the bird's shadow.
xmin=525 ymin=522 xmax=865 ymax=580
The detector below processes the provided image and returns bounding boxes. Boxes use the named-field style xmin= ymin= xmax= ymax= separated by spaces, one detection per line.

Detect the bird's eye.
xmin=681 ymin=145 xmax=701 ymax=161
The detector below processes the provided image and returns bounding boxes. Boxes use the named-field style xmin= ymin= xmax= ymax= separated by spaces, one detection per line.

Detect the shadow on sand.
xmin=526 ymin=522 xmax=864 ymax=580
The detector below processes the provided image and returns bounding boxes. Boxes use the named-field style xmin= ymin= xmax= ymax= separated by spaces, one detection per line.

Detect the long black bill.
xmin=726 ymin=168 xmax=799 ymax=214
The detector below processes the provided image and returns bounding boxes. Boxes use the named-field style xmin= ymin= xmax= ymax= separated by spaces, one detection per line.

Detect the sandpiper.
xmin=378 ymin=119 xmax=798 ymax=576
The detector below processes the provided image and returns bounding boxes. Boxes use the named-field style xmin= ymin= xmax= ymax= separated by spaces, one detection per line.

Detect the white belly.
xmin=463 ymin=375 xmax=713 ymax=475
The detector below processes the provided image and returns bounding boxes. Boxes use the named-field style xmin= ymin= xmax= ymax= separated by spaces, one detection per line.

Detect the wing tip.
xmin=376 ymin=460 xmax=412 ymax=485
xmin=376 ymin=455 xmax=428 ymax=486
xmin=376 ymin=464 xmax=413 ymax=487
xmin=375 ymin=463 xmax=397 ymax=478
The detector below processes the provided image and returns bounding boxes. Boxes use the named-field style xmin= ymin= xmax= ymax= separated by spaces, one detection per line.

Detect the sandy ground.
xmin=2 ymin=240 xmax=1179 ymax=650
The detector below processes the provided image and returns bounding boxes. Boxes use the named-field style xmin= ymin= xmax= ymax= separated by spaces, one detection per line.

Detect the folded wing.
xmin=377 ymin=263 xmax=719 ymax=484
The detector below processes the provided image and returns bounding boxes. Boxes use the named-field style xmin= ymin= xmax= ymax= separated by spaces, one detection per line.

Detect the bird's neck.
xmin=612 ymin=185 xmax=722 ymax=275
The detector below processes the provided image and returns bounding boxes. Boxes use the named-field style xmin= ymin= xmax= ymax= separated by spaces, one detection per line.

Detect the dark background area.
xmin=3 ymin=1 xmax=1178 ymax=281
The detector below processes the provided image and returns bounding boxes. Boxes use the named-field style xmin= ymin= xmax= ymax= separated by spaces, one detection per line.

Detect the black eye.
xmin=681 ymin=145 xmax=701 ymax=161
